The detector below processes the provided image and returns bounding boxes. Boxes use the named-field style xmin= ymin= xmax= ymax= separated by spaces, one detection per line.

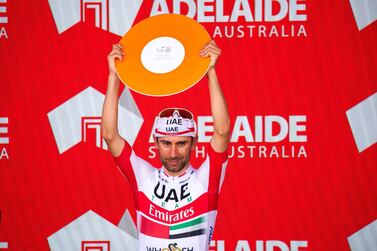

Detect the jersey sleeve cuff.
xmin=113 ymin=141 xmax=132 ymax=167
xmin=207 ymin=143 xmax=228 ymax=163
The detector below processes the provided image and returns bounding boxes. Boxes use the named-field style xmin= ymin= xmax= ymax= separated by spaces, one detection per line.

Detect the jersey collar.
xmin=160 ymin=165 xmax=193 ymax=182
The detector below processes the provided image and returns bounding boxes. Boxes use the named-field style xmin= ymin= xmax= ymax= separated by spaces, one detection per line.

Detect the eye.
xmin=177 ymin=141 xmax=187 ymax=147
xmin=161 ymin=141 xmax=171 ymax=146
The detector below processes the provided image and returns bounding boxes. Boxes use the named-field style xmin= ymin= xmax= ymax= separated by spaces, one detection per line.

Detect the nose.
xmin=170 ymin=144 xmax=178 ymax=158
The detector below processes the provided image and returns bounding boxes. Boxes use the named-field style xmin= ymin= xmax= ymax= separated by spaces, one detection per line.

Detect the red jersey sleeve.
xmin=113 ymin=142 xmax=138 ymax=192
xmin=207 ymin=144 xmax=228 ymax=193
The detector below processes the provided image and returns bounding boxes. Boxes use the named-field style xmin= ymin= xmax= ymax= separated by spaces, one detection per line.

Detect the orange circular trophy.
xmin=115 ymin=14 xmax=211 ymax=96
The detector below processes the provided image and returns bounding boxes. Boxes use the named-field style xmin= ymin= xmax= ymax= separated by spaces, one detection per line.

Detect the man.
xmin=101 ymin=40 xmax=230 ymax=250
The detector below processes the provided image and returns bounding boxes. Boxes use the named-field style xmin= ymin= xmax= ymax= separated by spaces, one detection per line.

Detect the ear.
xmin=191 ymin=136 xmax=197 ymax=151
xmin=154 ymin=136 xmax=159 ymax=149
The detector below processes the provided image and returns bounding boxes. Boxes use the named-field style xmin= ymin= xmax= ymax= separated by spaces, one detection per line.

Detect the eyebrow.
xmin=160 ymin=140 xmax=189 ymax=144
xmin=177 ymin=140 xmax=189 ymax=144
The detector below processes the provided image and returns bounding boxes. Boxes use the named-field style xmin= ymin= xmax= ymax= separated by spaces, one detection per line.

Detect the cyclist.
xmin=102 ymin=40 xmax=230 ymax=251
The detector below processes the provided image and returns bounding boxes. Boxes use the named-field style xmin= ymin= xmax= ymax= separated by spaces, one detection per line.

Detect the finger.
xmin=200 ymin=47 xmax=220 ymax=57
xmin=115 ymin=44 xmax=124 ymax=51
xmin=113 ymin=43 xmax=123 ymax=49
xmin=203 ymin=45 xmax=215 ymax=54
xmin=112 ymin=45 xmax=122 ymax=51
xmin=109 ymin=52 xmax=123 ymax=60
xmin=206 ymin=42 xmax=220 ymax=50
xmin=114 ymin=53 xmax=124 ymax=62
xmin=202 ymin=40 xmax=212 ymax=50
xmin=200 ymin=50 xmax=210 ymax=58
xmin=112 ymin=47 xmax=125 ymax=55
xmin=111 ymin=48 xmax=121 ymax=55
xmin=199 ymin=48 xmax=209 ymax=56
xmin=206 ymin=42 xmax=218 ymax=49
xmin=109 ymin=54 xmax=122 ymax=62
xmin=112 ymin=44 xmax=124 ymax=54
xmin=204 ymin=39 xmax=216 ymax=47
xmin=207 ymin=48 xmax=220 ymax=55
xmin=206 ymin=44 xmax=221 ymax=54
xmin=208 ymin=46 xmax=221 ymax=55
xmin=114 ymin=52 xmax=124 ymax=59
xmin=209 ymin=39 xmax=216 ymax=45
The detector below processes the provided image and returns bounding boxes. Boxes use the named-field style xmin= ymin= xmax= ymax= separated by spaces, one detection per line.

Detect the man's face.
xmin=155 ymin=136 xmax=196 ymax=174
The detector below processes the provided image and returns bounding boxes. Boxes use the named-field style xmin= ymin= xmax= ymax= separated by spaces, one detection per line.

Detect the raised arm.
xmin=200 ymin=40 xmax=230 ymax=152
xmin=101 ymin=44 xmax=125 ymax=157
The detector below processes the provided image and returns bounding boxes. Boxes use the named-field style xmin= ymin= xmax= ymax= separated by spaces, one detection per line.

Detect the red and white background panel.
xmin=0 ymin=0 xmax=377 ymax=250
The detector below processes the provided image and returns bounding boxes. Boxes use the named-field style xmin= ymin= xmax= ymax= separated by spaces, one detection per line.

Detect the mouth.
xmin=167 ymin=159 xmax=179 ymax=166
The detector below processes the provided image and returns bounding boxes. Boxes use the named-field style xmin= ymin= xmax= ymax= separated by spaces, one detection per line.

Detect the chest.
xmin=140 ymin=173 xmax=207 ymax=211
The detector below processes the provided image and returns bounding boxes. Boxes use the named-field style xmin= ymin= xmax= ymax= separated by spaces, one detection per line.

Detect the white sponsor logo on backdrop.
xmin=49 ymin=0 xmax=307 ymax=38
xmin=348 ymin=219 xmax=377 ymax=251
xmin=346 ymin=92 xmax=377 ymax=153
xmin=47 ymin=86 xmax=143 ymax=154
xmin=81 ymin=241 xmax=110 ymax=251
xmin=0 ymin=210 xmax=9 ymax=249
xmin=82 ymin=116 xmax=106 ymax=149
xmin=48 ymin=0 xmax=143 ymax=35
xmin=48 ymin=210 xmax=138 ymax=251
xmin=0 ymin=117 xmax=9 ymax=160
xmin=0 ymin=242 xmax=8 ymax=250
xmin=0 ymin=0 xmax=8 ymax=39
xmin=349 ymin=0 xmax=377 ymax=30
xmin=148 ymin=115 xmax=308 ymax=159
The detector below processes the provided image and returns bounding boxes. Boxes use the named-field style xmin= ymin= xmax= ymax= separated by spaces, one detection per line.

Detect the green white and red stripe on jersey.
xmin=114 ymin=142 xmax=228 ymax=251
xmin=140 ymin=213 xmax=207 ymax=239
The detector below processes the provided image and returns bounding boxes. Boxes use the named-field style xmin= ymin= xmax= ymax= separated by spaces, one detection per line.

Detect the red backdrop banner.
xmin=0 ymin=0 xmax=377 ymax=250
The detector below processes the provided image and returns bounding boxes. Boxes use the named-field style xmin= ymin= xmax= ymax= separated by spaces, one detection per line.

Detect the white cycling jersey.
xmin=114 ymin=143 xmax=228 ymax=251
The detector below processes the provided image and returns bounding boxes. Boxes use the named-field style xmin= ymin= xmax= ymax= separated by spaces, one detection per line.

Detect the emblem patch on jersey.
xmin=141 ymin=215 xmax=207 ymax=239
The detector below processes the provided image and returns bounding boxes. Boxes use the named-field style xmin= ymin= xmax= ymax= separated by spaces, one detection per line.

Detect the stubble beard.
xmin=161 ymin=155 xmax=190 ymax=174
